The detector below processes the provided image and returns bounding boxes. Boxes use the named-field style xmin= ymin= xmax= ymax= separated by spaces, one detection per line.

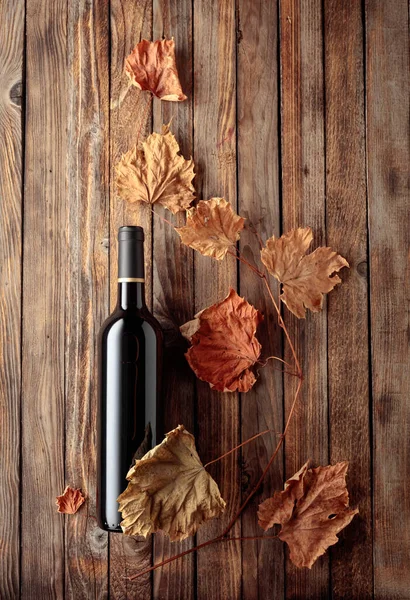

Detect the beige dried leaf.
xmin=260 ymin=227 xmax=349 ymax=318
xmin=115 ymin=124 xmax=195 ymax=214
xmin=258 ymin=461 xmax=358 ymax=568
xmin=117 ymin=425 xmax=226 ymax=541
xmin=176 ymin=198 xmax=245 ymax=260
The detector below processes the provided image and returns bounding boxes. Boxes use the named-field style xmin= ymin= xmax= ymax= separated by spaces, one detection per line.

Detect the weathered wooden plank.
xmin=323 ymin=1 xmax=372 ymax=598
xmin=109 ymin=0 xmax=154 ymax=596
xmin=0 ymin=0 xmax=24 ymax=597
xmin=236 ymin=1 xmax=284 ymax=599
xmin=65 ymin=0 xmax=110 ymax=597
xmin=366 ymin=1 xmax=410 ymax=597
xmin=22 ymin=0 xmax=67 ymax=597
xmin=193 ymin=1 xmax=241 ymax=598
xmin=279 ymin=1 xmax=329 ymax=597
xmin=151 ymin=1 xmax=195 ymax=598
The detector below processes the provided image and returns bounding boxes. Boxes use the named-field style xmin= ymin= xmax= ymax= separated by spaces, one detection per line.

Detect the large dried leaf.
xmin=125 ymin=38 xmax=187 ymax=101
xmin=56 ymin=486 xmax=85 ymax=514
xmin=115 ymin=124 xmax=195 ymax=214
xmin=258 ymin=462 xmax=358 ymax=568
xmin=176 ymin=198 xmax=245 ymax=260
xmin=117 ymin=425 xmax=225 ymax=540
xmin=180 ymin=288 xmax=263 ymax=392
xmin=260 ymin=227 xmax=349 ymax=318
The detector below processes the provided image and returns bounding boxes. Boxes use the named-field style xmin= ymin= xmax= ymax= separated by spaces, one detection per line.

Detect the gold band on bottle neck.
xmin=118 ymin=277 xmax=145 ymax=283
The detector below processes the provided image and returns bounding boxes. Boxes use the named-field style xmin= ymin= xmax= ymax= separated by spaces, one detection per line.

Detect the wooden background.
xmin=0 ymin=0 xmax=409 ymax=598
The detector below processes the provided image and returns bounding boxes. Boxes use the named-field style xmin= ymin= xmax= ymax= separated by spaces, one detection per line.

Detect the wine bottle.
xmin=97 ymin=226 xmax=163 ymax=532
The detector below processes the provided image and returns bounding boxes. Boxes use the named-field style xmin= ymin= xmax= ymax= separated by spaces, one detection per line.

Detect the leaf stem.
xmin=261 ymin=274 xmax=302 ymax=377
xmin=245 ymin=222 xmax=264 ymax=250
xmin=204 ymin=428 xmax=272 ymax=469
xmin=148 ymin=205 xmax=175 ymax=228
xmin=257 ymin=355 xmax=299 ymax=377
xmin=136 ymin=92 xmax=154 ymax=146
xmin=227 ymin=248 xmax=264 ymax=278
xmin=258 ymin=355 xmax=294 ymax=370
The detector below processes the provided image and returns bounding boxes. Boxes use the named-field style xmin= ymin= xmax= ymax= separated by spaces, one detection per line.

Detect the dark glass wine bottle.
xmin=97 ymin=226 xmax=163 ymax=532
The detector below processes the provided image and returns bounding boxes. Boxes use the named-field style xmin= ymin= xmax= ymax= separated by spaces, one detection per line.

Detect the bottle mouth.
xmin=118 ymin=226 xmax=144 ymax=241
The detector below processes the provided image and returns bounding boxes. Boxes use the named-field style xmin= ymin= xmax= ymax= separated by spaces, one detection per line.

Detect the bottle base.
xmin=97 ymin=519 xmax=123 ymax=533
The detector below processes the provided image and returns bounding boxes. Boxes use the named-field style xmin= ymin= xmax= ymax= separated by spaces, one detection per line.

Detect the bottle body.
xmin=97 ymin=227 xmax=163 ymax=532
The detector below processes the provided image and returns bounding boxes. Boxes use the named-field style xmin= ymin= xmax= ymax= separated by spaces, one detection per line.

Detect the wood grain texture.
xmin=236 ymin=1 xmax=284 ymax=599
xmin=193 ymin=1 xmax=241 ymax=598
xmin=22 ymin=0 xmax=67 ymax=597
xmin=152 ymin=0 xmax=195 ymax=597
xmin=0 ymin=0 xmax=24 ymax=597
xmin=324 ymin=2 xmax=372 ymax=598
xmin=366 ymin=1 xmax=410 ymax=598
xmin=109 ymin=0 xmax=154 ymax=597
xmin=65 ymin=0 xmax=110 ymax=597
xmin=1 ymin=1 xmax=410 ymax=596
xmin=279 ymin=1 xmax=329 ymax=597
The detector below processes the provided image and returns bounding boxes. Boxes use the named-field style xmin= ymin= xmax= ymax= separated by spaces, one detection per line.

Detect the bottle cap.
xmin=118 ymin=226 xmax=144 ymax=242
xmin=118 ymin=226 xmax=145 ymax=279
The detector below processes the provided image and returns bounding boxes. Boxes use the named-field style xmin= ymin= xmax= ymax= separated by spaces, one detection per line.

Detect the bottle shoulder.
xmin=98 ymin=307 xmax=163 ymax=340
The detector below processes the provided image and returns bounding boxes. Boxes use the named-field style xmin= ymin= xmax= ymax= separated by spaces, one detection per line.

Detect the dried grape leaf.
xmin=180 ymin=288 xmax=263 ymax=392
xmin=56 ymin=486 xmax=86 ymax=515
xmin=176 ymin=198 xmax=245 ymax=260
xmin=117 ymin=425 xmax=226 ymax=540
xmin=115 ymin=124 xmax=195 ymax=214
xmin=258 ymin=461 xmax=358 ymax=568
xmin=260 ymin=227 xmax=349 ymax=318
xmin=125 ymin=38 xmax=187 ymax=101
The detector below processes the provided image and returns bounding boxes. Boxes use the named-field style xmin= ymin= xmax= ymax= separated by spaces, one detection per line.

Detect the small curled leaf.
xmin=56 ymin=486 xmax=85 ymax=515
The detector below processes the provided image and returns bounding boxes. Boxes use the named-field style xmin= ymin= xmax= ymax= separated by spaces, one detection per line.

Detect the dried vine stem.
xmin=204 ymin=428 xmax=272 ymax=469
xmin=123 ymin=217 xmax=303 ymax=581
xmin=126 ymin=214 xmax=303 ymax=581
xmin=136 ymin=92 xmax=154 ymax=145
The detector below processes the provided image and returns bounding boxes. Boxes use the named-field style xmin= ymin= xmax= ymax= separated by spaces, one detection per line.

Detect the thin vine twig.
xmin=220 ymin=377 xmax=303 ymax=538
xmin=245 ymin=221 xmax=264 ymax=250
xmin=257 ymin=355 xmax=295 ymax=370
xmin=204 ymin=428 xmax=272 ymax=469
xmin=136 ymin=93 xmax=154 ymax=145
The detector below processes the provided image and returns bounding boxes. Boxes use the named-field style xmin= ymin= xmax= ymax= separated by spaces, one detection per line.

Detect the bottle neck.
xmin=117 ymin=236 xmax=145 ymax=309
xmin=117 ymin=281 xmax=146 ymax=310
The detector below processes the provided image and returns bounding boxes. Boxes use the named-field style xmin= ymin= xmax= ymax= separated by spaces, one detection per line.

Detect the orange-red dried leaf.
xmin=56 ymin=486 xmax=85 ymax=514
xmin=260 ymin=227 xmax=349 ymax=318
xmin=125 ymin=38 xmax=187 ymax=101
xmin=115 ymin=124 xmax=195 ymax=214
xmin=258 ymin=462 xmax=358 ymax=568
xmin=176 ymin=198 xmax=245 ymax=260
xmin=180 ymin=288 xmax=263 ymax=392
